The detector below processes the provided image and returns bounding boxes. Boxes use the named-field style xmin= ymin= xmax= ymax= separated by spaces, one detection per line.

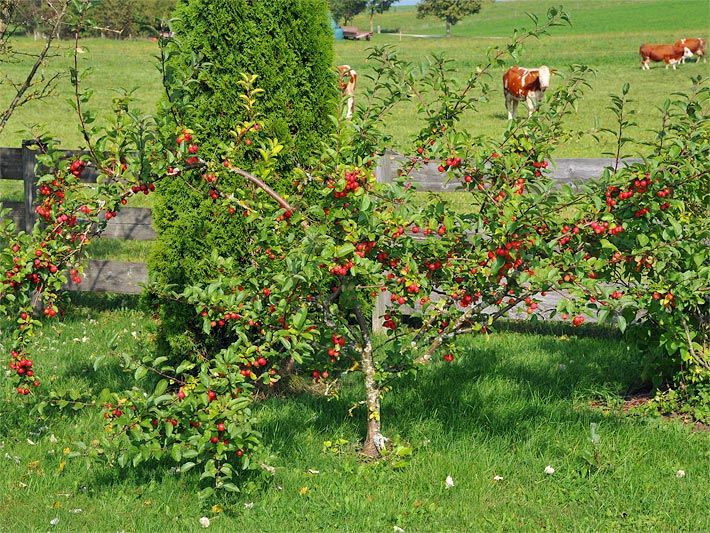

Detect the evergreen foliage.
xmin=149 ymin=0 xmax=337 ymax=357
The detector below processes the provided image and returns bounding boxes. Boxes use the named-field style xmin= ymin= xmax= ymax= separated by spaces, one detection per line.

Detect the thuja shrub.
xmin=150 ymin=0 xmax=338 ymax=358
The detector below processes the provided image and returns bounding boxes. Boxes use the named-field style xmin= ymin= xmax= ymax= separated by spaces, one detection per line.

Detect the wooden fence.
xmin=0 ymin=142 xmax=635 ymax=299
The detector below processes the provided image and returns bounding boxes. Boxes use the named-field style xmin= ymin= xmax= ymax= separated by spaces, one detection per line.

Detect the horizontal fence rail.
xmin=1 ymin=142 xmax=636 ymax=313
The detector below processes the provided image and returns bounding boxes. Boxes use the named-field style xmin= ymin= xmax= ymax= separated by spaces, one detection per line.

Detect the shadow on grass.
xmin=258 ymin=333 xmax=643 ymax=455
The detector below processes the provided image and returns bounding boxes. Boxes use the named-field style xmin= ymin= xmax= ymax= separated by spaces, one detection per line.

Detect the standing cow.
xmin=675 ymin=38 xmax=706 ymax=63
xmin=639 ymin=43 xmax=692 ymax=70
xmin=502 ymin=65 xmax=553 ymax=120
xmin=337 ymin=65 xmax=358 ymax=119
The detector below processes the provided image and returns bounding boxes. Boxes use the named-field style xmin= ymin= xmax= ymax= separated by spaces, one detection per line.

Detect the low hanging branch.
xmin=0 ymin=0 xmax=69 ymax=136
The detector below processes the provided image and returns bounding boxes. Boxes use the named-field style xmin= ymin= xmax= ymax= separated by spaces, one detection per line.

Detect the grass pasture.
xmin=0 ymin=0 xmax=707 ymax=157
xmin=0 ymin=294 xmax=709 ymax=531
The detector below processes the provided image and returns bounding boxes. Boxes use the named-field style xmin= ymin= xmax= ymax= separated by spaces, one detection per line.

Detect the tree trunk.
xmin=353 ymin=305 xmax=386 ymax=458
xmin=446 ymin=21 xmax=451 ymax=37
xmin=369 ymin=13 xmax=374 ymax=34
xmin=360 ymin=337 xmax=384 ymax=457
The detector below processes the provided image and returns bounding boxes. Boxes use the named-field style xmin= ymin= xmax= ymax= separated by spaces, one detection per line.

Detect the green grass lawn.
xmin=1 ymin=294 xmax=708 ymax=531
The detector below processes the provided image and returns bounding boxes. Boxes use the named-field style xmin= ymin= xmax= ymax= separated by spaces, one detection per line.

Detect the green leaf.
xmin=617 ymin=314 xmax=627 ymax=334
xmin=180 ymin=461 xmax=196 ymax=473
xmin=335 ymin=243 xmax=355 ymax=258
xmin=171 ymin=444 xmax=182 ymax=462
xmin=221 ymin=483 xmax=240 ymax=493
xmin=154 ymin=379 xmax=168 ymax=397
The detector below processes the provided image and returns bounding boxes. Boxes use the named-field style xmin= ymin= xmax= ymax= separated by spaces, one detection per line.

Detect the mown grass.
xmin=1 ymin=294 xmax=708 ymax=532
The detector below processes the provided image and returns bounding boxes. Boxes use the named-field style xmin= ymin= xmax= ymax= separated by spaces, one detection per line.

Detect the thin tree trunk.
xmin=354 ymin=305 xmax=385 ymax=458
xmin=369 ymin=13 xmax=374 ymax=34
xmin=446 ymin=21 xmax=451 ymax=36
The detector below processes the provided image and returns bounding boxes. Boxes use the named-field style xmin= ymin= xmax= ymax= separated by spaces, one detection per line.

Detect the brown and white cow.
xmin=675 ymin=38 xmax=706 ymax=63
xmin=639 ymin=43 xmax=692 ymax=70
xmin=502 ymin=65 xmax=552 ymax=120
xmin=337 ymin=65 xmax=358 ymax=119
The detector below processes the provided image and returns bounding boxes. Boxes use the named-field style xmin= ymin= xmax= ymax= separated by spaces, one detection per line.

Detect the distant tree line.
xmin=329 ymin=0 xmax=396 ymax=31
xmin=11 ymin=0 xmax=176 ymax=38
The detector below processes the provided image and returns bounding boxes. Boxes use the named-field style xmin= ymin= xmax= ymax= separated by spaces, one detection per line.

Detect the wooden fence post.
xmin=372 ymin=153 xmax=394 ymax=334
xmin=21 ymin=140 xmax=38 ymax=233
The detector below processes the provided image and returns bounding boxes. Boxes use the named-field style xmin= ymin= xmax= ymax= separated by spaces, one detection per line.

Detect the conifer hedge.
xmin=149 ymin=0 xmax=337 ymax=357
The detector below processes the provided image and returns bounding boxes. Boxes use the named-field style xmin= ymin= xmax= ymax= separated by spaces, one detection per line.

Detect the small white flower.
xmin=49 ymin=434 xmax=58 ymax=444
xmin=558 ymin=364 xmax=567 ymax=371
xmin=244 ymin=502 xmax=254 ymax=510
xmin=445 ymin=475 xmax=455 ymax=488
xmin=50 ymin=518 xmax=59 ymax=527
xmin=676 ymin=469 xmax=686 ymax=478
xmin=544 ymin=465 xmax=555 ymax=475
xmin=493 ymin=475 xmax=504 ymax=482
xmin=394 ymin=527 xmax=405 ymax=533
xmin=199 ymin=516 xmax=210 ymax=528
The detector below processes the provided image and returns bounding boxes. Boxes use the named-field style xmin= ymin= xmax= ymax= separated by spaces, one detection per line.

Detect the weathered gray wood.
xmin=65 ymin=260 xmax=147 ymax=294
xmin=21 ymin=141 xmax=38 ymax=233
xmin=0 ymin=204 xmax=155 ymax=240
xmin=102 ymin=207 xmax=155 ymax=240
xmin=372 ymin=287 xmax=590 ymax=334
xmin=0 ymin=147 xmax=22 ymax=180
xmin=375 ymin=152 xmax=643 ymax=191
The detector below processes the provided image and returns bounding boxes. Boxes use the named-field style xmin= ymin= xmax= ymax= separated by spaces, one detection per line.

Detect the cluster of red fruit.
xmin=437 ymin=156 xmax=462 ymax=173
xmin=524 ymin=297 xmax=539 ymax=314
xmin=11 ymin=350 xmax=39 ymax=394
xmin=327 ymin=334 xmax=346 ymax=362
xmin=275 ymin=210 xmax=292 ymax=223
xmin=354 ymin=241 xmax=376 ymax=258
xmin=590 ymin=220 xmax=623 ymax=236
xmin=530 ymin=160 xmax=549 ymax=177
xmin=559 ymin=224 xmax=580 ymax=246
xmin=311 ymin=369 xmax=330 ymax=383
xmin=130 ymin=183 xmax=156 ymax=196
xmin=330 ymin=260 xmax=354 ymax=276
xmin=561 ymin=314 xmax=586 ymax=327
xmin=69 ymin=159 xmax=86 ymax=178
xmin=382 ymin=313 xmax=397 ymax=330
xmin=330 ymin=169 xmax=367 ymax=198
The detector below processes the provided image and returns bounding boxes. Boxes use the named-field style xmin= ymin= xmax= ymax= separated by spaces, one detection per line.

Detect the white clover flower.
xmin=544 ymin=465 xmax=555 ymax=475
xmin=199 ymin=516 xmax=211 ymax=528
xmin=50 ymin=518 xmax=59 ymax=527
xmin=676 ymin=469 xmax=686 ymax=478
xmin=244 ymin=502 xmax=254 ymax=509
xmin=445 ymin=475 xmax=455 ymax=488
xmin=493 ymin=475 xmax=504 ymax=482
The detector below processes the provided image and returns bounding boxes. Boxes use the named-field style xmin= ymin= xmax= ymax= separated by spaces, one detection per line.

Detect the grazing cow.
xmin=337 ymin=65 xmax=358 ymax=119
xmin=675 ymin=38 xmax=706 ymax=63
xmin=639 ymin=43 xmax=692 ymax=70
xmin=502 ymin=65 xmax=553 ymax=120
